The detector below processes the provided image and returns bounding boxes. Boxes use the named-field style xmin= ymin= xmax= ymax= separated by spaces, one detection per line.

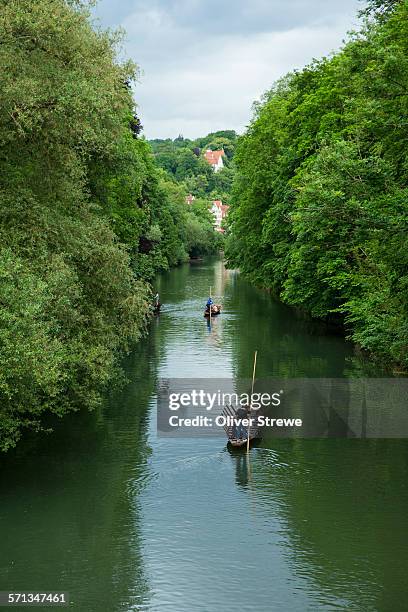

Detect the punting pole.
xmin=209 ymin=286 xmax=212 ymax=325
xmin=247 ymin=350 xmax=258 ymax=453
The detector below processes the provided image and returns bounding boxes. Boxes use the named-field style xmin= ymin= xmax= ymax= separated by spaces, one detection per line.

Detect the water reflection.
xmin=0 ymin=340 xmax=156 ymax=611
xmin=235 ymin=439 xmax=408 ymax=611
xmin=151 ymin=257 xmax=408 ymax=611
xmin=0 ymin=258 xmax=406 ymax=612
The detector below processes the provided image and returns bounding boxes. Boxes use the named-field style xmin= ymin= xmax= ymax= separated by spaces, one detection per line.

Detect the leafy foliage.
xmin=0 ymin=0 xmax=221 ymax=450
xmin=0 ymin=0 xmax=156 ymax=449
xmin=149 ymin=130 xmax=238 ymax=203
xmin=226 ymin=1 xmax=408 ymax=368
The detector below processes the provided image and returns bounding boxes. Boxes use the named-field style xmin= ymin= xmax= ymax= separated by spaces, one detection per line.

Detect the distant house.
xmin=204 ymin=149 xmax=225 ymax=173
xmin=186 ymin=194 xmax=195 ymax=205
xmin=210 ymin=200 xmax=229 ymax=232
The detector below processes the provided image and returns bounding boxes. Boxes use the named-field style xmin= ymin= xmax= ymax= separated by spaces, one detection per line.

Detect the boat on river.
xmin=204 ymin=304 xmax=221 ymax=317
xmin=222 ymin=404 xmax=262 ymax=448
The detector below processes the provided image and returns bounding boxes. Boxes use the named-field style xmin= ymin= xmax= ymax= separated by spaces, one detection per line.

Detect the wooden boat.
xmin=228 ymin=437 xmax=261 ymax=449
xmin=153 ymin=302 xmax=161 ymax=315
xmin=204 ymin=304 xmax=221 ymax=317
xmin=222 ymin=404 xmax=262 ymax=448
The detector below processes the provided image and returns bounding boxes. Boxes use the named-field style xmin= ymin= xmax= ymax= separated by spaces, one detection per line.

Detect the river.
xmin=1 ymin=257 xmax=407 ymax=611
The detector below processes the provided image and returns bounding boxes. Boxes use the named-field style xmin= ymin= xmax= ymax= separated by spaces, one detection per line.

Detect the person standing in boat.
xmin=153 ymin=292 xmax=160 ymax=312
xmin=233 ymin=405 xmax=249 ymax=440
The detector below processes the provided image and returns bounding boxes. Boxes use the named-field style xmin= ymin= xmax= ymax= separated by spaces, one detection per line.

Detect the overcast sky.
xmin=92 ymin=0 xmax=363 ymax=139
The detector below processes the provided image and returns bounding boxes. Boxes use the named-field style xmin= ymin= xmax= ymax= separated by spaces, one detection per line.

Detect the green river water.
xmin=1 ymin=257 xmax=407 ymax=611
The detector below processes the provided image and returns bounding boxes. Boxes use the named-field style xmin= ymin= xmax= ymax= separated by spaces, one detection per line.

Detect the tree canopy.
xmin=226 ymin=1 xmax=408 ymax=369
xmin=149 ymin=130 xmax=238 ymax=203
xmin=0 ymin=0 xmax=221 ymax=450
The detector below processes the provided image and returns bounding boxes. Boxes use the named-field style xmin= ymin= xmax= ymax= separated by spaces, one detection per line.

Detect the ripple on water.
xmin=137 ymin=260 xmax=407 ymax=612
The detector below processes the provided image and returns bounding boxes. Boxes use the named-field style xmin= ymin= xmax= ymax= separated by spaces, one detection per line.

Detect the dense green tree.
xmin=211 ymin=166 xmax=236 ymax=203
xmin=0 ymin=0 xmax=156 ymax=450
xmin=226 ymin=0 xmax=408 ymax=368
xmin=184 ymin=199 xmax=223 ymax=257
xmin=195 ymin=130 xmax=238 ymax=159
xmin=0 ymin=0 xmax=223 ymax=450
xmin=148 ymin=130 xmax=238 ymax=197
xmin=359 ymin=0 xmax=403 ymax=18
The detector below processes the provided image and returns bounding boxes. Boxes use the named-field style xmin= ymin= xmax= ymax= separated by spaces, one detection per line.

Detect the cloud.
xmin=93 ymin=0 xmax=362 ymax=138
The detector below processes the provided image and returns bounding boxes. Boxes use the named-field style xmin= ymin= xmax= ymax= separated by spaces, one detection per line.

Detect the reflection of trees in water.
xmin=155 ymin=262 xmax=192 ymax=305
xmin=0 ymin=334 xmax=158 ymax=611
xmin=220 ymin=260 xmax=405 ymax=608
xmin=226 ymin=272 xmax=386 ymax=380
xmin=212 ymin=257 xmax=233 ymax=299
xmin=155 ymin=256 xmax=231 ymax=307
xmin=229 ymin=439 xmax=408 ymax=610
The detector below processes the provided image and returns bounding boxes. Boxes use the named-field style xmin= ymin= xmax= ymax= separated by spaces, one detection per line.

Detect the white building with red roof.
xmin=204 ymin=149 xmax=225 ymax=172
xmin=210 ymin=200 xmax=229 ymax=232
